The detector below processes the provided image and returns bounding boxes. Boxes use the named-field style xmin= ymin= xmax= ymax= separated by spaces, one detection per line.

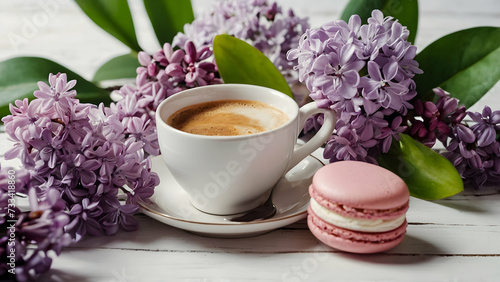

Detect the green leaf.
xmin=143 ymin=0 xmax=194 ymax=45
xmin=213 ymin=34 xmax=293 ymax=98
xmin=414 ymin=27 xmax=500 ymax=107
xmin=93 ymin=53 xmax=140 ymax=82
xmin=378 ymin=134 xmax=464 ymax=200
xmin=0 ymin=57 xmax=111 ymax=119
xmin=341 ymin=0 xmax=418 ymax=44
xmin=75 ymin=0 xmax=141 ymax=52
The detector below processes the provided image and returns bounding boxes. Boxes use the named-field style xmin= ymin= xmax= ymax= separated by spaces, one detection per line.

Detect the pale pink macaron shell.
xmin=312 ymin=161 xmax=409 ymax=210
xmin=308 ymin=207 xmax=407 ymax=254
xmin=309 ymin=186 xmax=408 ymax=220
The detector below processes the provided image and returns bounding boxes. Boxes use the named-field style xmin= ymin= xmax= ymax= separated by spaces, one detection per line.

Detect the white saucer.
xmin=139 ymin=155 xmax=324 ymax=238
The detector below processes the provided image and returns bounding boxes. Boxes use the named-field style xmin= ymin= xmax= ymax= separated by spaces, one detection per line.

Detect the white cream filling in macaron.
xmin=310 ymin=198 xmax=406 ymax=233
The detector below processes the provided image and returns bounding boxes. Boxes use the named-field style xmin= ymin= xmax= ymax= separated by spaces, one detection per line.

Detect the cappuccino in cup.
xmin=156 ymin=84 xmax=337 ymax=215
xmin=167 ymin=99 xmax=289 ymax=136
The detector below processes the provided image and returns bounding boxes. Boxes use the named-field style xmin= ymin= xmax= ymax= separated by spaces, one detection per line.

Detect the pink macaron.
xmin=307 ymin=161 xmax=409 ymax=254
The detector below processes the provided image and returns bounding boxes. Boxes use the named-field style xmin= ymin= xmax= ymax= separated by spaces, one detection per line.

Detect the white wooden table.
xmin=1 ymin=0 xmax=499 ymax=281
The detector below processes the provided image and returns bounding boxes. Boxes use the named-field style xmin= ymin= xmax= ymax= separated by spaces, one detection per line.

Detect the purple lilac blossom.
xmin=172 ymin=0 xmax=309 ymax=83
xmin=0 ymin=165 xmax=72 ymax=281
xmin=444 ymin=106 xmax=500 ymax=189
xmin=1 ymin=73 xmax=160 ymax=246
xmin=408 ymin=87 xmax=466 ymax=148
xmin=287 ymin=10 xmax=422 ymax=163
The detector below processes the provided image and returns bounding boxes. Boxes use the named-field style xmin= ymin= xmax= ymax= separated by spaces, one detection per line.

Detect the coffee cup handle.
xmin=286 ymin=102 xmax=337 ymax=171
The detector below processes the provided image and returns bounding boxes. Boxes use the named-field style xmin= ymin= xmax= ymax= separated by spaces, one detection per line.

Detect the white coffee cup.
xmin=156 ymin=84 xmax=336 ymax=215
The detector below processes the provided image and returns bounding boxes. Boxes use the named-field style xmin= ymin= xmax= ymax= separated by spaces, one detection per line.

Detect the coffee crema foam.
xmin=167 ymin=99 xmax=289 ymax=136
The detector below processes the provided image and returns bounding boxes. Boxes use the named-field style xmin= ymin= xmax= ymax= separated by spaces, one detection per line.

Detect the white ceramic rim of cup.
xmin=156 ymin=84 xmax=300 ymax=140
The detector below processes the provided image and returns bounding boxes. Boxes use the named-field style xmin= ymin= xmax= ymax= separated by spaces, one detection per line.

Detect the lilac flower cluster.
xmin=113 ymin=41 xmax=222 ymax=156
xmin=1 ymin=165 xmax=71 ymax=281
xmin=444 ymin=107 xmax=500 ymax=188
xmin=288 ymin=10 xmax=422 ymax=163
xmin=172 ymin=0 xmax=309 ymax=82
xmin=408 ymin=87 xmax=466 ymax=148
xmin=1 ymin=73 xmax=160 ymax=245
xmin=136 ymin=41 xmax=221 ymax=98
